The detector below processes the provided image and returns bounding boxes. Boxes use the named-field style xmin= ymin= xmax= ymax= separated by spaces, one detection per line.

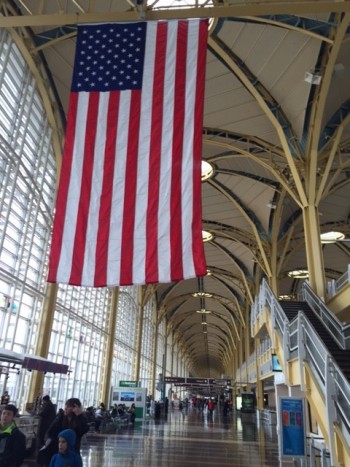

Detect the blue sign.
xmin=280 ymin=397 xmax=306 ymax=457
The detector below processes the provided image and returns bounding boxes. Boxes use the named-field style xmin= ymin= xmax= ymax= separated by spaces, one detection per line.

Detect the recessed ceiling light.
xmin=192 ymin=292 xmax=212 ymax=298
xmin=320 ymin=231 xmax=345 ymax=244
xmin=288 ymin=269 xmax=309 ymax=279
xmin=201 ymin=160 xmax=214 ymax=181
xmin=196 ymin=309 xmax=212 ymax=314
xmin=201 ymin=321 xmax=207 ymax=325
xmin=278 ymin=294 xmax=294 ymax=300
xmin=202 ymin=230 xmax=213 ymax=242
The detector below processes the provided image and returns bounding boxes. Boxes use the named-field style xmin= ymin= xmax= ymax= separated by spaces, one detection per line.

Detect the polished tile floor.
xmin=23 ymin=407 xmax=280 ymax=466
xmin=78 ymin=407 xmax=280 ymax=467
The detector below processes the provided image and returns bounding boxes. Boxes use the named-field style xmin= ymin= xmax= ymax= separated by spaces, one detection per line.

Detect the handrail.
xmin=327 ymin=264 xmax=350 ymax=298
xmin=302 ymin=281 xmax=350 ymax=349
xmin=252 ymin=279 xmax=350 ymax=465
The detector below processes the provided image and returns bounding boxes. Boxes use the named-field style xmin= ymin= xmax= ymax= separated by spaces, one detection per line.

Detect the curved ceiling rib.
xmin=221 ymin=15 xmax=336 ymax=43
xmin=208 ymin=35 xmax=308 ymax=206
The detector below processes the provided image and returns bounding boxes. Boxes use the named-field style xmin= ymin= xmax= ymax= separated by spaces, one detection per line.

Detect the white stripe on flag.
xmin=181 ymin=21 xmax=200 ymax=278
xmin=107 ymin=91 xmax=131 ymax=285
xmin=131 ymin=22 xmax=157 ymax=284
xmin=157 ymin=20 xmax=178 ymax=283
xmin=81 ymin=92 xmax=109 ymax=285
xmin=56 ymin=93 xmax=89 ymax=283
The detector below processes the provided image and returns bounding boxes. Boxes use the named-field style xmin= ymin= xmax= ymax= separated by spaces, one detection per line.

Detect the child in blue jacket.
xmin=48 ymin=429 xmax=83 ymax=467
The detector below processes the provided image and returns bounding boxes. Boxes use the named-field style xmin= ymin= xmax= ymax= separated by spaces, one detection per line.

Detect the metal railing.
xmin=251 ymin=279 xmax=350 ymax=465
xmin=327 ymin=265 xmax=350 ymax=298
xmin=302 ymin=281 xmax=350 ymax=349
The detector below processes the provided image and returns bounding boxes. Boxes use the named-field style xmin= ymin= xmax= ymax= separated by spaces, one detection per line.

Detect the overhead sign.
xmin=164 ymin=377 xmax=230 ymax=386
xmin=119 ymin=380 xmax=140 ymax=387
xmin=164 ymin=377 xmax=186 ymax=383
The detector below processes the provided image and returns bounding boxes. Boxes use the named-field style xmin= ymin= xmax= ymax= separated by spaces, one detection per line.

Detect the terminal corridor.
xmin=78 ymin=407 xmax=279 ymax=467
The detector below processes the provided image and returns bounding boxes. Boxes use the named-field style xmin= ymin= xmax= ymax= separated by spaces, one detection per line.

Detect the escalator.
xmin=250 ymin=279 xmax=350 ymax=466
xmin=279 ymin=300 xmax=350 ymax=382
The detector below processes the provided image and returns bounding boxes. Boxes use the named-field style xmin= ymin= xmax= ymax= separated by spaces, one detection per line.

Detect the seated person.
xmin=117 ymin=404 xmax=129 ymax=421
xmin=84 ymin=406 xmax=96 ymax=431
xmin=127 ymin=403 xmax=136 ymax=424
xmin=110 ymin=405 xmax=118 ymax=418
xmin=0 ymin=404 xmax=26 ymax=467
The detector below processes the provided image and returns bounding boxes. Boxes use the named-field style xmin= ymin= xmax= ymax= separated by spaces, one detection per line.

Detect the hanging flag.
xmin=48 ymin=19 xmax=208 ymax=287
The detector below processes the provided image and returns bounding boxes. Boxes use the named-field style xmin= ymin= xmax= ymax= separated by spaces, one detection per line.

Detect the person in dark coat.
xmin=38 ymin=398 xmax=88 ymax=466
xmin=38 ymin=395 xmax=56 ymax=446
xmin=0 ymin=404 xmax=26 ymax=467
xmin=48 ymin=429 xmax=82 ymax=467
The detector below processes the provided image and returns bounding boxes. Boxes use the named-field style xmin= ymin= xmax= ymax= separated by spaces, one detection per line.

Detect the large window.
xmin=0 ymin=28 xmax=56 ymax=405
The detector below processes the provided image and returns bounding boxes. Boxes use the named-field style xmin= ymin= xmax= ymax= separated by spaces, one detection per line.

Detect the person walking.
xmin=38 ymin=395 xmax=57 ymax=446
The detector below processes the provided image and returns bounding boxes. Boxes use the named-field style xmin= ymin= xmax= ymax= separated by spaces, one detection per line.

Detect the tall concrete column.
xmin=151 ymin=306 xmax=159 ymax=397
xmin=134 ymin=286 xmax=144 ymax=382
xmin=27 ymin=283 xmax=58 ymax=403
xmin=303 ymin=205 xmax=326 ymax=299
xmin=101 ymin=287 xmax=119 ymax=405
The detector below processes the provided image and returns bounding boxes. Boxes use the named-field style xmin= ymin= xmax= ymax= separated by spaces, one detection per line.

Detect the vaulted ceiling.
xmin=2 ymin=0 xmax=350 ymax=378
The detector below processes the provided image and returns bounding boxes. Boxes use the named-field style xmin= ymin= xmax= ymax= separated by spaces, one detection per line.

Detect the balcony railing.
xmin=251 ymin=279 xmax=350 ymax=465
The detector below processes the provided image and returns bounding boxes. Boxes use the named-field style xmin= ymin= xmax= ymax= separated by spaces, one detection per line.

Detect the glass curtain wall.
xmin=0 ymin=28 xmax=56 ymax=406
xmin=44 ymin=285 xmax=112 ymax=408
xmin=112 ymin=287 xmax=138 ymax=388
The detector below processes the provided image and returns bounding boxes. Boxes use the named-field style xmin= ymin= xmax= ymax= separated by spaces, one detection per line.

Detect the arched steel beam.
xmin=3 ymin=3 xmax=350 ymax=28
xmin=319 ymin=99 xmax=350 ymax=149
xmin=202 ymin=133 xmax=302 ymax=206
xmin=215 ymin=168 xmax=280 ymax=189
xmin=219 ymin=15 xmax=336 ymax=43
xmin=208 ymin=31 xmax=302 ymax=159
xmin=305 ymin=12 xmax=350 ymax=204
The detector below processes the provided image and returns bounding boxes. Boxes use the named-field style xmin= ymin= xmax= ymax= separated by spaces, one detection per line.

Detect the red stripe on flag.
xmin=120 ymin=90 xmax=142 ymax=285
xmin=94 ymin=91 xmax=120 ymax=286
xmin=145 ymin=22 xmax=168 ymax=283
xmin=69 ymin=92 xmax=100 ymax=285
xmin=47 ymin=92 xmax=79 ymax=283
xmin=170 ymin=21 xmax=188 ymax=280
xmin=192 ymin=20 xmax=208 ymax=276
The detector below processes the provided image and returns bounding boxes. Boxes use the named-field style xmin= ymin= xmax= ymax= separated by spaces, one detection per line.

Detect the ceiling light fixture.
xmin=201 ymin=160 xmax=214 ymax=181
xmin=287 ymin=269 xmax=309 ymax=279
xmin=320 ymin=231 xmax=345 ymax=244
xmin=304 ymin=71 xmax=322 ymax=85
xmin=278 ymin=294 xmax=295 ymax=300
xmin=196 ymin=309 xmax=211 ymax=314
xmin=267 ymin=201 xmax=277 ymax=209
xmin=202 ymin=230 xmax=213 ymax=242
xmin=192 ymin=292 xmax=212 ymax=298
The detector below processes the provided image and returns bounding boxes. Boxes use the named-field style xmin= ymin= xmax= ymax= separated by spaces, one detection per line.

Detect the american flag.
xmin=48 ymin=20 xmax=208 ymax=287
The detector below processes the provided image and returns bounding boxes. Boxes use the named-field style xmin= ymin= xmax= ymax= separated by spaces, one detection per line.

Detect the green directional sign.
xmin=119 ymin=380 xmax=139 ymax=387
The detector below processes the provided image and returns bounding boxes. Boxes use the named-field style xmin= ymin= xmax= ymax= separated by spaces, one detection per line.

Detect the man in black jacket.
xmin=38 ymin=395 xmax=56 ymax=446
xmin=0 ymin=404 xmax=26 ymax=467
